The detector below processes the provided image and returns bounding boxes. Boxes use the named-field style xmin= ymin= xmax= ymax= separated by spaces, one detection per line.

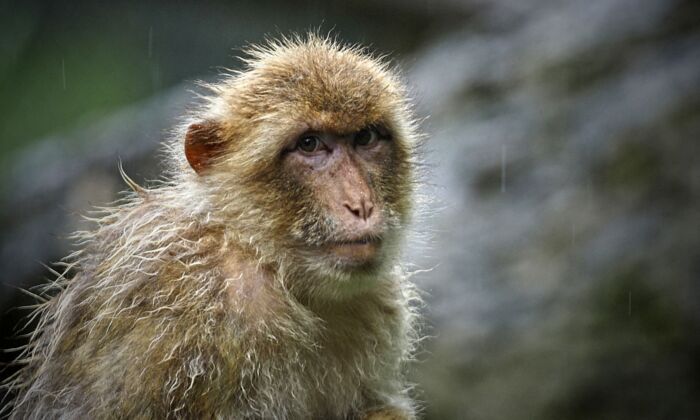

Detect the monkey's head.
xmin=181 ymin=35 xmax=419 ymax=297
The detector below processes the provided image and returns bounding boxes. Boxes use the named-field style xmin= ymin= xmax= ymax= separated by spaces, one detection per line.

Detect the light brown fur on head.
xmin=7 ymin=33 xmax=423 ymax=419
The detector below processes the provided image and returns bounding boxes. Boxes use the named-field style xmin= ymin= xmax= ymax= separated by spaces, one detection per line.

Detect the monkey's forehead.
xmin=229 ymin=46 xmax=405 ymax=132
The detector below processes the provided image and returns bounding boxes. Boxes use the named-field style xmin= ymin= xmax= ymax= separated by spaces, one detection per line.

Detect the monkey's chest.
xmin=286 ymin=352 xmax=369 ymax=416
xmin=227 ymin=324 xmax=398 ymax=419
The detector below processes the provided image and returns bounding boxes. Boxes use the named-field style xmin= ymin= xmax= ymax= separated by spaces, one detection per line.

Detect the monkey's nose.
xmin=344 ymin=199 xmax=374 ymax=221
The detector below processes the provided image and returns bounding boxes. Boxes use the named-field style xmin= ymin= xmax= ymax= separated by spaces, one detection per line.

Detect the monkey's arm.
xmin=359 ymin=388 xmax=416 ymax=420
xmin=363 ymin=408 xmax=414 ymax=420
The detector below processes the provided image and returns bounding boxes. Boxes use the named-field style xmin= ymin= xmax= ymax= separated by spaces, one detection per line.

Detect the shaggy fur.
xmin=6 ymin=34 xmax=423 ymax=419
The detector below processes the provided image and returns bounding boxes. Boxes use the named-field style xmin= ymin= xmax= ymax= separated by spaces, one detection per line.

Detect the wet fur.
xmin=6 ymin=34 xmax=423 ymax=419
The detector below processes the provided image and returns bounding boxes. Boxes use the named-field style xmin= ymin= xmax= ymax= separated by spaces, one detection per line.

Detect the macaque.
xmin=7 ymin=34 xmax=423 ymax=419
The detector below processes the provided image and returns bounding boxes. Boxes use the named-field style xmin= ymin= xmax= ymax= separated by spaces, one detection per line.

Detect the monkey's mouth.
xmin=327 ymin=236 xmax=382 ymax=264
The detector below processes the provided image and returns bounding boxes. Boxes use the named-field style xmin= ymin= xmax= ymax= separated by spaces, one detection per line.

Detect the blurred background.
xmin=1 ymin=0 xmax=699 ymax=418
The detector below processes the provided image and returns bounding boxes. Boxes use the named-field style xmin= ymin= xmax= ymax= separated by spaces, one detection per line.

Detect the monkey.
xmin=5 ymin=34 xmax=423 ymax=420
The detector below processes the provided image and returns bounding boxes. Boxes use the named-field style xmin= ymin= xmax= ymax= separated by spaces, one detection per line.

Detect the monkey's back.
xmin=9 ymin=192 xmax=231 ymax=417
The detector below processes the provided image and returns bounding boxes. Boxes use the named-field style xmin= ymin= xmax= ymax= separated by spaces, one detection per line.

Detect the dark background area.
xmin=1 ymin=0 xmax=699 ymax=418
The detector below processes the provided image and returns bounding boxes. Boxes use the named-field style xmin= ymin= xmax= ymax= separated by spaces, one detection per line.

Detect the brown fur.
xmin=6 ymin=34 xmax=423 ymax=419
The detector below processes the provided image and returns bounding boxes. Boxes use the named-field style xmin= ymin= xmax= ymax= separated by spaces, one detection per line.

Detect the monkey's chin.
xmin=295 ymin=239 xmax=392 ymax=300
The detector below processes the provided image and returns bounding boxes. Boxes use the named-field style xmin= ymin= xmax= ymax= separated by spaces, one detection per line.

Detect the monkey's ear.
xmin=185 ymin=121 xmax=226 ymax=174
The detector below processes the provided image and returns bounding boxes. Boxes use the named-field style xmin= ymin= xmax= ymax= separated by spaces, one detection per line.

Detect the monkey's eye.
xmin=354 ymin=128 xmax=378 ymax=147
xmin=296 ymin=135 xmax=322 ymax=153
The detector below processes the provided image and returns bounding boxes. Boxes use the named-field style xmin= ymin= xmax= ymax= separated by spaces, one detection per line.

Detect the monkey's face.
xmin=184 ymin=115 xmax=412 ymax=284
xmin=279 ymin=124 xmax=398 ymax=271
